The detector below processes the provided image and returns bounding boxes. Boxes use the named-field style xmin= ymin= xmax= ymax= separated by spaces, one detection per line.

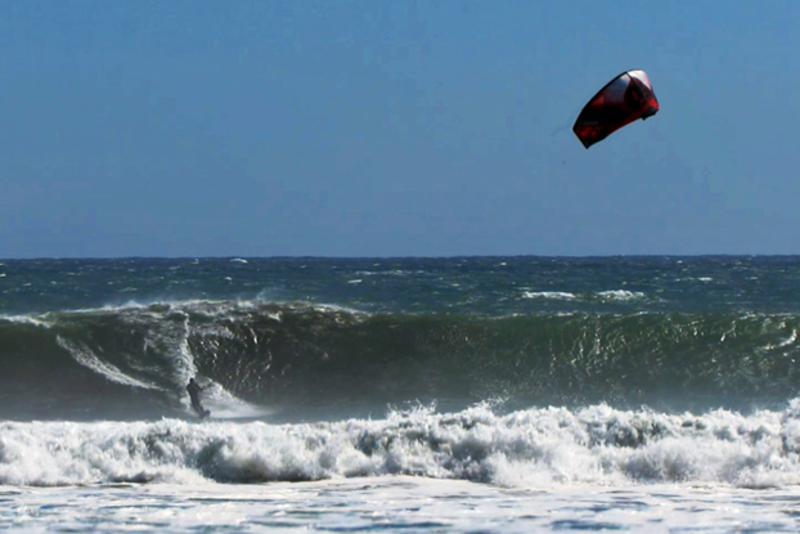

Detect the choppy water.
xmin=1 ymin=257 xmax=799 ymax=531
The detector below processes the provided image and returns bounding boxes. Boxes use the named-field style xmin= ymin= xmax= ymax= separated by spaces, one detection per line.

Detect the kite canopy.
xmin=573 ymin=70 xmax=659 ymax=149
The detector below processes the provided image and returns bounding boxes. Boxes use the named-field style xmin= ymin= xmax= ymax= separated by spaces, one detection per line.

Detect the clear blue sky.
xmin=2 ymin=1 xmax=799 ymax=257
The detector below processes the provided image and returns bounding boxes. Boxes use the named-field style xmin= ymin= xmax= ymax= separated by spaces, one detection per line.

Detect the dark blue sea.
xmin=1 ymin=257 xmax=799 ymax=531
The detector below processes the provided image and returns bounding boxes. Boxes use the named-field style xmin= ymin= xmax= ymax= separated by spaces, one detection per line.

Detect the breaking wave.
xmin=2 ymin=401 xmax=800 ymax=488
xmin=1 ymin=299 xmax=799 ymax=419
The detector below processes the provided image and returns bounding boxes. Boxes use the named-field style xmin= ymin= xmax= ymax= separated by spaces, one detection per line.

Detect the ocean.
xmin=1 ymin=256 xmax=799 ymax=531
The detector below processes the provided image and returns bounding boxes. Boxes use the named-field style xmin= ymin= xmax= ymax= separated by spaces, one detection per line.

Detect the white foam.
xmin=762 ymin=328 xmax=797 ymax=351
xmin=357 ymin=269 xmax=414 ymax=277
xmin=43 ymin=298 xmax=366 ymax=323
xmin=55 ymin=336 xmax=159 ymax=390
xmin=596 ymin=290 xmax=646 ymax=301
xmin=2 ymin=401 xmax=800 ymax=489
xmin=522 ymin=291 xmax=577 ymax=301
xmin=0 ymin=314 xmax=50 ymax=327
xmin=4 ymin=476 xmax=800 ymax=532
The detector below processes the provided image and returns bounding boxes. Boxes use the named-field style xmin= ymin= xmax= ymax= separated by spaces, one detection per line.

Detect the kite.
xmin=573 ymin=70 xmax=659 ymax=148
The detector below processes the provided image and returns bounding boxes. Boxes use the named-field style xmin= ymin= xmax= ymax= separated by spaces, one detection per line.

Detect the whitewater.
xmin=1 ymin=256 xmax=800 ymax=531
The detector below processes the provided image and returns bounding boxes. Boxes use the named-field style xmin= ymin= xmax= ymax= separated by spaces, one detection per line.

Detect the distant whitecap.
xmin=522 ymin=291 xmax=577 ymax=300
xmin=597 ymin=289 xmax=646 ymax=301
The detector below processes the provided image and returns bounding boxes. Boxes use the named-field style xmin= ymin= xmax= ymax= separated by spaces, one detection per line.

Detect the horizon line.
xmin=2 ymin=253 xmax=799 ymax=261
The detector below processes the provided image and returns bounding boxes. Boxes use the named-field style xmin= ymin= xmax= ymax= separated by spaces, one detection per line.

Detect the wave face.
xmin=2 ymin=300 xmax=800 ymax=419
xmin=2 ymin=401 xmax=800 ymax=488
xmin=3 ymin=256 xmax=800 ymax=420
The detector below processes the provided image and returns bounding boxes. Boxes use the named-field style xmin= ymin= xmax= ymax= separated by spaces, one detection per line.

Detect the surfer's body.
xmin=186 ymin=378 xmax=210 ymax=418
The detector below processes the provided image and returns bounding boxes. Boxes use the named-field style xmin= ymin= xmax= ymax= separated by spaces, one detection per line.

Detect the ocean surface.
xmin=1 ymin=256 xmax=800 ymax=531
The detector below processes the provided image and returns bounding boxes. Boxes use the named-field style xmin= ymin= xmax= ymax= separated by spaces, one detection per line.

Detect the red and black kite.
xmin=573 ymin=70 xmax=659 ymax=149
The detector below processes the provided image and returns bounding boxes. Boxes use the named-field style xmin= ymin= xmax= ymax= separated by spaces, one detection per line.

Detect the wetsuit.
xmin=186 ymin=380 xmax=210 ymax=418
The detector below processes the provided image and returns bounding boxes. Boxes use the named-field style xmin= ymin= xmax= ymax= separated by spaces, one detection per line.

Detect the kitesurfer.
xmin=186 ymin=377 xmax=211 ymax=418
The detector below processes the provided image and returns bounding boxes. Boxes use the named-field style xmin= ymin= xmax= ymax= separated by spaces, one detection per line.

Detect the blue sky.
xmin=2 ymin=1 xmax=799 ymax=257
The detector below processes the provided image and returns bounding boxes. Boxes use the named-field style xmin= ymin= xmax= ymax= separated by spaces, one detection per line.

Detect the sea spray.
xmin=1 ymin=402 xmax=799 ymax=487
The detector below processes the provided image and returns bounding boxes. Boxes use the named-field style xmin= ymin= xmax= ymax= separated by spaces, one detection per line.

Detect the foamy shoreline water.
xmin=2 ymin=476 xmax=799 ymax=532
